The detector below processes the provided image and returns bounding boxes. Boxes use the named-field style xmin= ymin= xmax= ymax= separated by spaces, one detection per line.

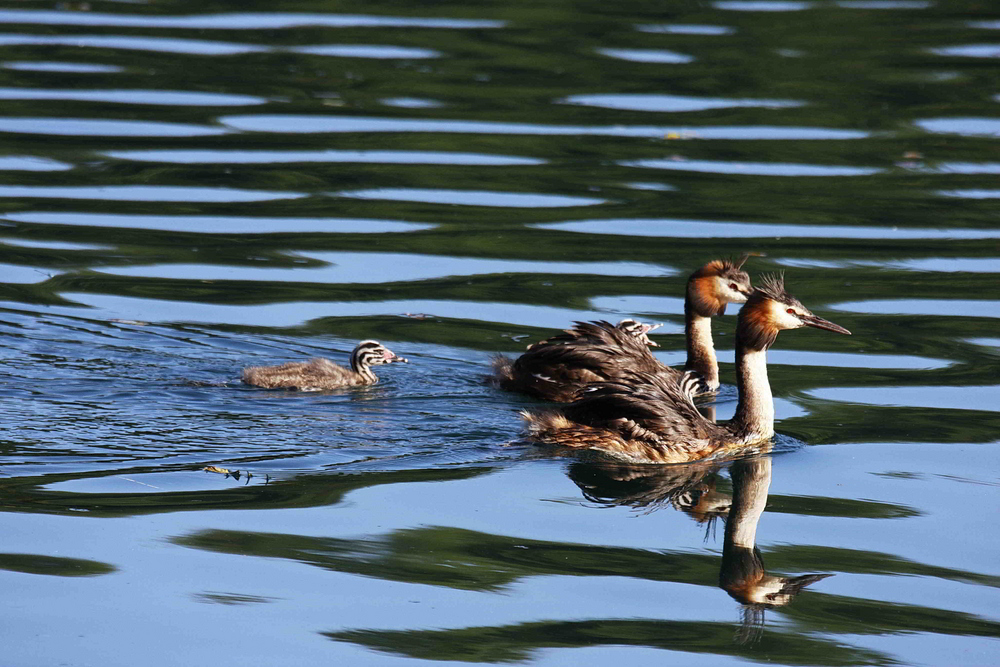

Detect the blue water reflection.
xmin=4 ymin=212 xmax=433 ymax=234
xmin=220 ymin=114 xmax=870 ymax=139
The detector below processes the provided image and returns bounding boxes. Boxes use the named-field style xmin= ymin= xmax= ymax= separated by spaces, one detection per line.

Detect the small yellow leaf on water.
xmin=665 ymin=132 xmax=681 ymax=140
xmin=203 ymin=466 xmax=231 ymax=475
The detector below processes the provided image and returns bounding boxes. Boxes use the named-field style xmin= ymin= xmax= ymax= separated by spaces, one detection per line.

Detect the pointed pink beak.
xmin=641 ymin=322 xmax=663 ymax=346
xmin=385 ymin=349 xmax=408 ymax=363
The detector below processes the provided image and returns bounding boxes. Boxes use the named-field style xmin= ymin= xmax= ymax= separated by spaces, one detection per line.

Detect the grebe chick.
xmin=242 ymin=340 xmax=407 ymax=391
xmin=489 ymin=319 xmax=664 ymax=403
xmin=522 ymin=275 xmax=850 ymax=464
xmin=490 ymin=257 xmax=752 ymax=402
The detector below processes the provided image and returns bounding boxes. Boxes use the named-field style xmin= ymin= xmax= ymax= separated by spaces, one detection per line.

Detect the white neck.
xmin=728 ymin=457 xmax=772 ymax=548
xmin=685 ymin=312 xmax=719 ymax=389
xmin=731 ymin=347 xmax=774 ymax=441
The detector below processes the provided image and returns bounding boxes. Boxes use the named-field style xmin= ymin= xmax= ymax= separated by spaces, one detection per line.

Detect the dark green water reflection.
xmin=1 ymin=0 xmax=998 ymax=664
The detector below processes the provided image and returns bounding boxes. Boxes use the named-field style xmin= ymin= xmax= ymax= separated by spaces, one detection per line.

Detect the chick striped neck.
xmin=350 ymin=344 xmax=381 ymax=383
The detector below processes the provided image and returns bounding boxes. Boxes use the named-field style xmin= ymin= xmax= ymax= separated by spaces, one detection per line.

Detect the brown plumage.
xmin=242 ymin=340 xmax=407 ymax=391
xmin=523 ymin=275 xmax=851 ymax=464
xmin=490 ymin=258 xmax=753 ymax=403
xmin=489 ymin=319 xmax=665 ymax=402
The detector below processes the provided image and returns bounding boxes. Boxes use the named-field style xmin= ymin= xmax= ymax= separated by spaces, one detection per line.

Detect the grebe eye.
xmin=730 ymin=283 xmax=738 ymax=291
xmin=786 ymin=308 xmax=796 ymax=315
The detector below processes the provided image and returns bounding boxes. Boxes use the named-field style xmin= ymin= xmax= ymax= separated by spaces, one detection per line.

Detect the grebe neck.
xmin=684 ymin=299 xmax=719 ymax=390
xmin=730 ymin=338 xmax=774 ymax=442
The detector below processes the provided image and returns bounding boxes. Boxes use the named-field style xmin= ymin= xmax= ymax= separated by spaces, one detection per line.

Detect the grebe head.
xmin=351 ymin=340 xmax=408 ymax=371
xmin=738 ymin=274 xmax=851 ymax=350
xmin=616 ymin=318 xmax=663 ymax=347
xmin=687 ymin=256 xmax=754 ymax=317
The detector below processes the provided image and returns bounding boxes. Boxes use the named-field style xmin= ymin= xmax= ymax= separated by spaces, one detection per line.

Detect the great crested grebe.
xmin=242 ymin=340 xmax=408 ymax=391
xmin=522 ymin=275 xmax=851 ymax=464
xmin=489 ymin=258 xmax=753 ymax=402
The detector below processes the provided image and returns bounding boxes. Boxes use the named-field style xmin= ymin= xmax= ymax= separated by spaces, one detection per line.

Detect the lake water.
xmin=1 ymin=0 xmax=999 ymax=664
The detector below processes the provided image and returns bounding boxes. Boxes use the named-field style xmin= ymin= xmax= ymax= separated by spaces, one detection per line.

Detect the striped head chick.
xmin=616 ymin=318 xmax=663 ymax=347
xmin=351 ymin=340 xmax=408 ymax=382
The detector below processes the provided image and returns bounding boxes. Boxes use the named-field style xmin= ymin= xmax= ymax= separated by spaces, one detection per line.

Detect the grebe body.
xmin=523 ymin=275 xmax=850 ymax=463
xmin=490 ymin=258 xmax=752 ymax=402
xmin=242 ymin=340 xmax=407 ymax=391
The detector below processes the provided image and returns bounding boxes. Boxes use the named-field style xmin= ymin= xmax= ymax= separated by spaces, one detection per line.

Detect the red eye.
xmin=730 ymin=283 xmax=738 ymax=290
xmin=786 ymin=308 xmax=795 ymax=315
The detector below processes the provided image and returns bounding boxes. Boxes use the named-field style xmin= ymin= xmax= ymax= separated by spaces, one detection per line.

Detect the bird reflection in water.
xmin=567 ymin=454 xmax=831 ymax=643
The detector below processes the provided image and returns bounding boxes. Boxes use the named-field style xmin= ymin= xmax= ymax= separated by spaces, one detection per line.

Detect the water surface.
xmin=1 ymin=0 xmax=998 ymax=665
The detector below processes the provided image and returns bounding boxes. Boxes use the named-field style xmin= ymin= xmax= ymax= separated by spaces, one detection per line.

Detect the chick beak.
xmin=641 ymin=322 xmax=663 ymax=346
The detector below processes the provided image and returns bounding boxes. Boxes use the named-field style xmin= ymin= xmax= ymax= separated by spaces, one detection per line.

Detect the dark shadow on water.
xmin=164 ymin=455 xmax=1000 ymax=662
xmin=0 ymin=552 xmax=115 ymax=577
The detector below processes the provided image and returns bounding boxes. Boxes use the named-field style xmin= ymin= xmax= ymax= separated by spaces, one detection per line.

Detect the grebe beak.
xmin=803 ymin=315 xmax=851 ymax=335
xmin=386 ymin=350 xmax=409 ymax=363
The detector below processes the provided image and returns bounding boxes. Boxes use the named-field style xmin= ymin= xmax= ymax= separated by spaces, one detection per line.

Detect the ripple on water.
xmin=104 ymin=149 xmax=544 ymax=166
xmin=830 ymin=299 xmax=1000 ymax=318
xmin=595 ymin=48 xmax=695 ymax=64
xmin=97 ymin=252 xmax=672 ymax=283
xmin=713 ymin=1 xmax=812 ymax=10
xmin=561 ymin=93 xmax=803 ymax=112
xmin=0 ymin=117 xmax=228 ymax=137
xmin=57 ymin=293 xmax=682 ymax=331
xmin=915 ymin=117 xmax=1000 ymax=137
xmin=636 ymin=24 xmax=735 ymax=35
xmin=929 ymin=45 xmax=1000 ymax=58
xmin=937 ymin=189 xmax=1000 ymax=199
xmin=291 ymin=45 xmax=441 ymax=59
xmin=219 ymin=114 xmax=870 ymax=140
xmin=0 ymin=11 xmax=505 ymax=29
xmin=0 ymin=263 xmax=60 ymax=283
xmin=0 ymin=88 xmax=265 ymax=106
xmin=623 ymin=182 xmax=676 ymax=191
xmin=0 ymin=185 xmax=303 ymax=202
xmin=0 ymin=33 xmax=269 ymax=56
xmin=621 ymin=158 xmax=879 ymax=176
xmin=534 ymin=218 xmax=1000 ymax=239
xmin=1 ymin=238 xmax=112 ymax=251
xmin=837 ymin=0 xmax=931 ymax=7
xmin=1 ymin=61 xmax=124 ymax=73
xmin=807 ymin=386 xmax=1000 ymax=412
xmin=966 ymin=338 xmax=1000 ymax=351
xmin=908 ymin=162 xmax=1000 ymax=174
xmin=379 ymin=97 xmax=443 ymax=108
xmin=0 ymin=156 xmax=72 ymax=171
xmin=777 ymin=257 xmax=1000 ymax=273
xmin=336 ymin=188 xmax=606 ymax=207
xmin=4 ymin=212 xmax=434 ymax=234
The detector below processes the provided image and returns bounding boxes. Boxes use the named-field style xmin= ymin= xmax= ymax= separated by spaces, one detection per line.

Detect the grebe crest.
xmin=738 ymin=274 xmax=851 ymax=351
xmin=687 ymin=255 xmax=753 ymax=318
